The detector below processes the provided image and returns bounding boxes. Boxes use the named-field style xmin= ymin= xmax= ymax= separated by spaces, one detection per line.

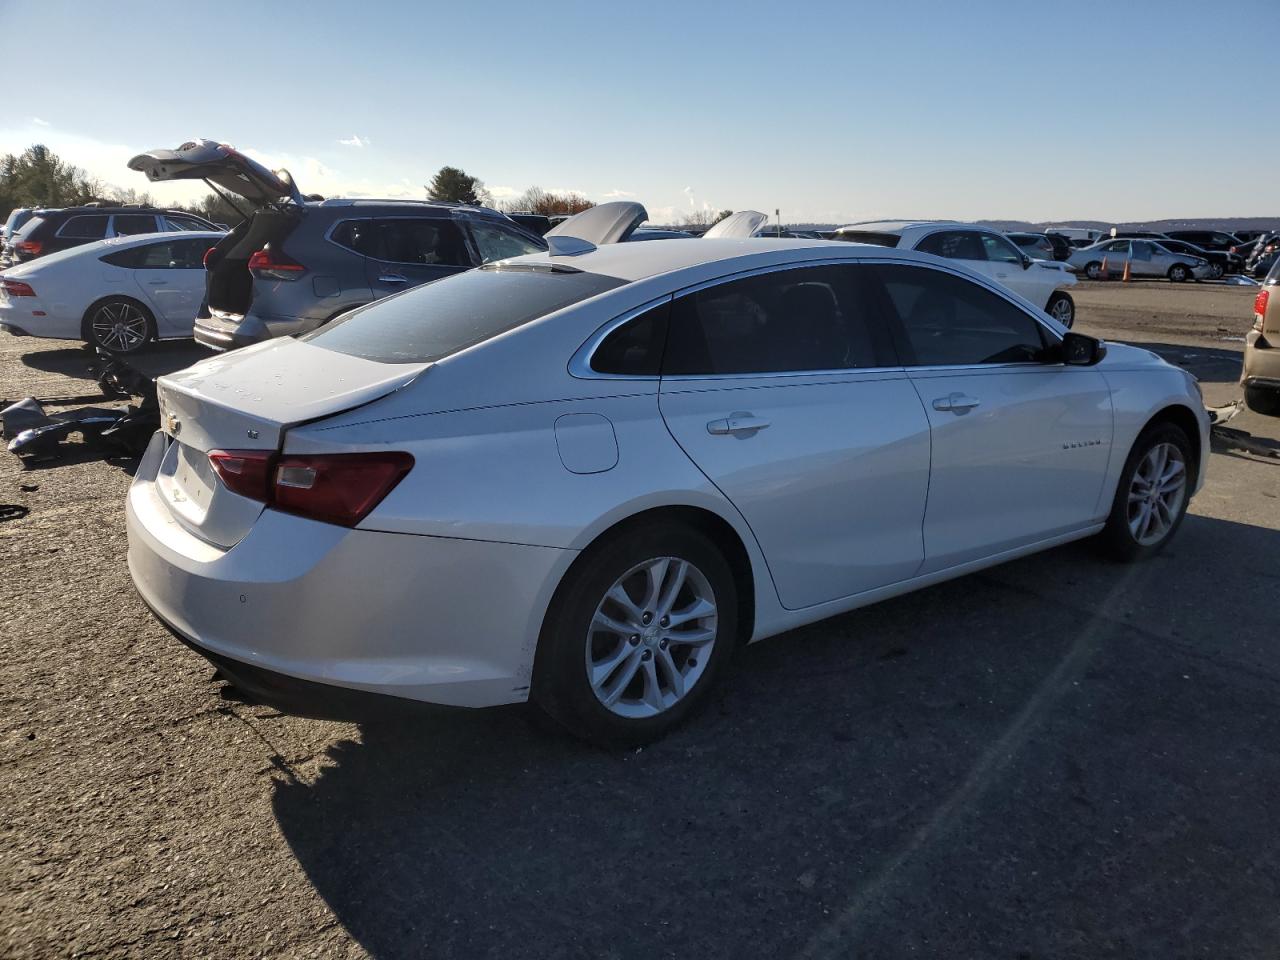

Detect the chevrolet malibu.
xmin=127 ymin=237 xmax=1209 ymax=745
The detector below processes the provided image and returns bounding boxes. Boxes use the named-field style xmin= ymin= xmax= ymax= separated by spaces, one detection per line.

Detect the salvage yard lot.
xmin=2 ymin=281 xmax=1279 ymax=958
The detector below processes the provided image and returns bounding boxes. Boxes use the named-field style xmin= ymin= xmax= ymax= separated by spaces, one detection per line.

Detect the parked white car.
xmin=127 ymin=235 xmax=1207 ymax=745
xmin=1066 ymin=238 xmax=1213 ymax=282
xmin=0 ymin=231 xmax=224 ymax=353
xmin=833 ymin=221 xmax=1078 ymax=326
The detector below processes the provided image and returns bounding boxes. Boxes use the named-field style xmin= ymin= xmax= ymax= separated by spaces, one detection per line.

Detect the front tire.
xmin=533 ymin=523 xmax=738 ymax=747
xmin=1209 ymin=263 xmax=1224 ymax=280
xmin=1084 ymin=261 xmax=1102 ymax=280
xmin=83 ymin=297 xmax=156 ymax=354
xmin=1244 ymin=383 xmax=1280 ymax=416
xmin=1168 ymin=264 xmax=1190 ymax=283
xmin=1046 ymin=291 xmax=1075 ymax=328
xmin=1099 ymin=422 xmax=1193 ymax=561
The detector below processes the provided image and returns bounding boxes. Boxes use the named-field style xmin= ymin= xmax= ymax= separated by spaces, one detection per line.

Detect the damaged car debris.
xmin=2 ymin=351 xmax=159 ymax=462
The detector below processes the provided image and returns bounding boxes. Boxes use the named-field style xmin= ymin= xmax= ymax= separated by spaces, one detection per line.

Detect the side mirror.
xmin=1061 ymin=331 xmax=1106 ymax=366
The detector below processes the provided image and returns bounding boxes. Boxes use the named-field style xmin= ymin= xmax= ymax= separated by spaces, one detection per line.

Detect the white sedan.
xmin=832 ymin=221 xmax=1079 ymax=326
xmin=0 ymin=231 xmax=224 ymax=353
xmin=126 ymin=235 xmax=1207 ymax=745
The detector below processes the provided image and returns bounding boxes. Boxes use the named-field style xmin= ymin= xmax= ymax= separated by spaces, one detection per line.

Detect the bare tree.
xmin=500 ymin=186 xmax=595 ymax=216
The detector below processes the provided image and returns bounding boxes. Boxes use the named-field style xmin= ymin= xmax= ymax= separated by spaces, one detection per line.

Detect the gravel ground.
xmin=2 ymin=280 xmax=1278 ymax=959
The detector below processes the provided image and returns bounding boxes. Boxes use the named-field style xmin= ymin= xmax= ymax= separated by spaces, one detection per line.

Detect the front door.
xmin=657 ymin=263 xmax=932 ymax=610
xmin=872 ymin=262 xmax=1113 ymax=572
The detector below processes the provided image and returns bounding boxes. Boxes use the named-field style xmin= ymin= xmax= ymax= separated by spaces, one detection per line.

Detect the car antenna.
xmin=201 ymin=178 xmax=251 ymax=222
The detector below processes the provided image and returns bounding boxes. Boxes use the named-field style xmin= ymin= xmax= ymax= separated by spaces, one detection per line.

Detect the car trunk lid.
xmin=128 ymin=139 xmax=303 ymax=208
xmin=153 ymin=338 xmax=429 ymax=548
xmin=702 ymin=210 xmax=770 ymax=239
xmin=545 ymin=201 xmax=648 ymax=245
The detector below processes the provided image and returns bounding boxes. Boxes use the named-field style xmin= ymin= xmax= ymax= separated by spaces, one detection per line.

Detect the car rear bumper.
xmin=193 ymin=310 xmax=322 ymax=351
xmin=1242 ymin=329 xmax=1280 ymax=386
xmin=126 ymin=431 xmax=571 ymax=710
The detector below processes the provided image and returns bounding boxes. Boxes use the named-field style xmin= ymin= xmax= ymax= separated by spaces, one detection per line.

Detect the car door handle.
xmin=378 ymin=274 xmax=409 ymax=283
xmin=707 ymin=413 xmax=771 ymax=436
xmin=146 ymin=280 xmax=168 ymax=285
xmin=932 ymin=393 xmax=981 ymax=413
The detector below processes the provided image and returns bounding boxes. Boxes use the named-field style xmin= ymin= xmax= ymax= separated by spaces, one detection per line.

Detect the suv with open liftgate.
xmin=7 ymin=205 xmax=216 ymax=263
xmin=129 ymin=140 xmax=548 ymax=350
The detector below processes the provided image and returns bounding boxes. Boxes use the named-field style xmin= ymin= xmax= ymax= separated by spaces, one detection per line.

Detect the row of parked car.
xmin=1005 ymin=226 xmax=1279 ymax=280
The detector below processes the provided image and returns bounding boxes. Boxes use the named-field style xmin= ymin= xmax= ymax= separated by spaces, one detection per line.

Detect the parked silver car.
xmin=1067 ymin=238 xmax=1212 ymax=282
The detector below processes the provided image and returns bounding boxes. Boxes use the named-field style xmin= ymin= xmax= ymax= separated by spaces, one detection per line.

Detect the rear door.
xmin=658 ymin=262 xmax=932 ymax=610
xmin=872 ymin=262 xmax=1112 ymax=572
xmin=128 ymin=237 xmax=211 ymax=334
xmin=110 ymin=213 xmax=160 ymax=237
xmin=364 ymin=217 xmax=473 ymax=298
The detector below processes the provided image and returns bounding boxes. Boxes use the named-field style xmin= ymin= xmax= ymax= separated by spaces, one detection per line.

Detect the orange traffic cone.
xmin=1099 ymin=256 xmax=1109 ymax=280
xmin=1122 ymin=258 xmax=1131 ymax=282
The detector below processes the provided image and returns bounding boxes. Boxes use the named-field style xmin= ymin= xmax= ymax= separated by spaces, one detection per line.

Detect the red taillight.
xmin=207 ymin=449 xmax=413 ymax=527
xmin=16 ymin=240 xmax=42 ymax=256
xmin=272 ymin=453 xmax=414 ymax=527
xmin=209 ymin=450 xmax=276 ymax=501
xmin=248 ymin=246 xmax=305 ymax=280
xmin=0 ymin=278 xmax=36 ymax=297
xmin=1256 ymin=289 xmax=1270 ymax=318
xmin=202 ymin=247 xmax=217 ymax=268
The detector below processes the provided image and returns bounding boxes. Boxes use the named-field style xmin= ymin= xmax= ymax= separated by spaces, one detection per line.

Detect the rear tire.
xmin=1167 ymin=264 xmax=1189 ymax=283
xmin=1046 ymin=291 xmax=1075 ymax=328
xmin=532 ymin=522 xmax=738 ymax=747
xmin=83 ymin=297 xmax=156 ymax=354
xmin=1099 ymin=422 xmax=1193 ymax=562
xmin=1244 ymin=383 xmax=1280 ymax=416
xmin=1084 ymin=261 xmax=1102 ymax=280
xmin=1209 ymin=263 xmax=1224 ymax=280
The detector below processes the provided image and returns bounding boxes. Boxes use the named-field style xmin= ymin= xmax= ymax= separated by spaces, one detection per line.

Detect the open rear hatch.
xmin=129 ymin=140 xmax=307 ymax=321
xmin=702 ymin=210 xmax=770 ymax=239
xmin=151 ymin=338 xmax=429 ymax=548
xmin=545 ymin=201 xmax=648 ymax=245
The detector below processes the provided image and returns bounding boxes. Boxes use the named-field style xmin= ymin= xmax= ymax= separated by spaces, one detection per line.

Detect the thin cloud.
xmin=603 ymin=188 xmax=634 ymax=199
xmin=32 ymin=117 xmax=50 ymax=127
xmin=337 ymin=134 xmax=368 ymax=148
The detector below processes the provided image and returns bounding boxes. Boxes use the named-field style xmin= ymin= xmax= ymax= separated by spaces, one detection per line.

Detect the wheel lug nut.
xmin=659 ymin=615 xmax=669 ymax=627
xmin=659 ymin=639 xmax=668 ymax=650
xmin=642 ymin=612 xmax=652 ymax=625
xmin=641 ymin=650 xmax=652 ymax=661
xmin=629 ymin=634 xmax=640 ymax=646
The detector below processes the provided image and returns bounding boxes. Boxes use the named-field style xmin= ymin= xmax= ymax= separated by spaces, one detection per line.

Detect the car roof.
xmin=835 ymin=220 xmax=962 ymax=234
xmin=309 ymin=198 xmax=510 ymax=219
xmin=502 ymin=237 xmax=927 ymax=284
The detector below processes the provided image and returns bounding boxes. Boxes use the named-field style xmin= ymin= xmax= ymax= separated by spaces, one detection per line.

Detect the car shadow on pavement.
xmin=1122 ymin=341 xmax=1243 ymax=384
xmin=19 ymin=340 xmax=210 ymax=387
xmin=270 ymin=516 xmax=1280 ymax=959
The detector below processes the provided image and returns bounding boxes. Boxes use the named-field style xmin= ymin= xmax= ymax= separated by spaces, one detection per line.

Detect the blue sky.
xmin=2 ymin=0 xmax=1273 ymax=224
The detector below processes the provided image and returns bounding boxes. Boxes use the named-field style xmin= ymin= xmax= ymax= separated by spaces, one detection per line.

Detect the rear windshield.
xmin=832 ymin=231 xmax=901 ymax=248
xmin=302 ymin=265 xmax=627 ymax=363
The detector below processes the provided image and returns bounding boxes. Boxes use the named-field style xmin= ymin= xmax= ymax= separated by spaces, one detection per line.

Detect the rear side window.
xmin=329 ymin=219 xmax=375 ymax=255
xmin=56 ymin=215 xmax=109 ymax=239
xmin=590 ymin=302 xmax=670 ymax=376
xmin=112 ymin=214 xmax=158 ymax=236
xmin=368 ymin=218 xmax=471 ymax=267
xmin=663 ymin=264 xmax=885 ymax=376
xmin=303 ymin=266 xmax=627 ymax=363
xmin=160 ymin=215 xmax=210 ymax=232
xmin=875 ymin=263 xmax=1048 ymax=366
xmin=917 ymin=230 xmax=986 ymax=261
xmin=832 ymin=231 xmax=901 ymax=248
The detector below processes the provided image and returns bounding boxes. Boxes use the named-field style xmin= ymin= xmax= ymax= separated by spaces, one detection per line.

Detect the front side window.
xmin=663 ymin=264 xmax=884 ymax=376
xmin=917 ymin=230 xmax=986 ymax=261
xmin=56 ymin=215 xmax=109 ymax=239
xmin=1132 ymin=241 xmax=1154 ymax=261
xmin=369 ymin=218 xmax=470 ymax=266
xmin=160 ymin=215 xmax=209 ymax=232
xmin=875 ymin=263 xmax=1049 ymax=366
xmin=303 ymin=266 xmax=626 ymax=363
xmin=1102 ymin=240 xmax=1130 ymax=253
xmin=469 ymin=222 xmax=545 ymax=263
xmin=980 ymin=233 xmax=1024 ymax=264
xmin=112 ymin=214 xmax=158 ymax=236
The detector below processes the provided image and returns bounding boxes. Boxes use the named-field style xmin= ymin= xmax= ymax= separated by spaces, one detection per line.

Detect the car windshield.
xmin=302 ymin=265 xmax=627 ymax=363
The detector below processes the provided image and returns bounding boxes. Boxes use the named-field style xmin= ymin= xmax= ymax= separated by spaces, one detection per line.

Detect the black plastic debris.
xmin=0 ymin=504 xmax=29 ymax=522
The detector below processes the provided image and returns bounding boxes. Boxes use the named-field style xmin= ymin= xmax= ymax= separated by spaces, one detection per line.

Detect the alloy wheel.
xmin=585 ymin=556 xmax=718 ymax=719
xmin=1049 ymin=297 xmax=1073 ymax=325
xmin=1126 ymin=442 xmax=1187 ymax=546
xmin=92 ymin=302 xmax=149 ymax=352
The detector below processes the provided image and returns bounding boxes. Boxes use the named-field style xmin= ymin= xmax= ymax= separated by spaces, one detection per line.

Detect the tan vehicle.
xmin=1243 ymin=257 xmax=1280 ymax=415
